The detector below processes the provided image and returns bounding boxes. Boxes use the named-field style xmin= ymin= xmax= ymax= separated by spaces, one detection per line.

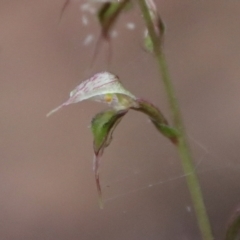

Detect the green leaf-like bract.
xmin=92 ymin=109 xmax=128 ymax=154
xmin=131 ymin=99 xmax=179 ymax=144
xmin=91 ymin=109 xmax=128 ymax=208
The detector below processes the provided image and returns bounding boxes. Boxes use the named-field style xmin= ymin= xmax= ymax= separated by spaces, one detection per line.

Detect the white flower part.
xmin=80 ymin=3 xmax=96 ymax=14
xmin=69 ymin=72 xmax=135 ymax=100
xmin=88 ymin=7 xmax=96 ymax=14
xmin=144 ymin=28 xmax=148 ymax=37
xmin=126 ymin=22 xmax=136 ymax=30
xmin=80 ymin=3 xmax=90 ymax=11
xmin=110 ymin=30 xmax=118 ymax=38
xmin=186 ymin=206 xmax=192 ymax=212
xmin=83 ymin=34 xmax=94 ymax=46
xmin=81 ymin=14 xmax=88 ymax=26
xmin=47 ymin=72 xmax=136 ymax=116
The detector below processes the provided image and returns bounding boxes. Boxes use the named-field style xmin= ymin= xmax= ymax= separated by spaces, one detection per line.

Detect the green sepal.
xmin=153 ymin=123 xmax=179 ymax=145
xmin=91 ymin=109 xmax=128 ymax=208
xmin=91 ymin=109 xmax=128 ymax=154
xmin=131 ymin=99 xmax=179 ymax=144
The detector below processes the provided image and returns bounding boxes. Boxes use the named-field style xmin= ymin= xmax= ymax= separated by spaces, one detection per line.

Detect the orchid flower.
xmin=47 ymin=72 xmax=178 ymax=208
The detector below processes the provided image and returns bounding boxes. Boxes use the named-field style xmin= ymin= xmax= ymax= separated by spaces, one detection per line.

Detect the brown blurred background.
xmin=0 ymin=0 xmax=240 ymax=239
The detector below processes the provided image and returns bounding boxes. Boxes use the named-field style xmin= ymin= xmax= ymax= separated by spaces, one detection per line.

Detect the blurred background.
xmin=0 ymin=0 xmax=240 ymax=239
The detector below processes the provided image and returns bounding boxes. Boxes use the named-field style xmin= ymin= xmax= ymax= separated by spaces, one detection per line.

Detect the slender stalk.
xmin=138 ymin=0 xmax=214 ymax=239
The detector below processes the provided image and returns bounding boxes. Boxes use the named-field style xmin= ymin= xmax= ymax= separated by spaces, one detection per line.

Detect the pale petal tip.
xmin=46 ymin=105 xmax=63 ymax=117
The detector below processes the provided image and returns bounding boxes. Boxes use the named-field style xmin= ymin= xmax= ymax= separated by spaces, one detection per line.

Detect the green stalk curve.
xmin=137 ymin=1 xmax=214 ymax=239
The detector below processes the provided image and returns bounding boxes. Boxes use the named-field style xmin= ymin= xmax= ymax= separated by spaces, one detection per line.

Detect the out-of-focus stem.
xmin=138 ymin=0 xmax=214 ymax=239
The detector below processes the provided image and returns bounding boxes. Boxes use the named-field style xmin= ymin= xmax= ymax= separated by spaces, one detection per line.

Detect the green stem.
xmin=138 ymin=0 xmax=214 ymax=239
